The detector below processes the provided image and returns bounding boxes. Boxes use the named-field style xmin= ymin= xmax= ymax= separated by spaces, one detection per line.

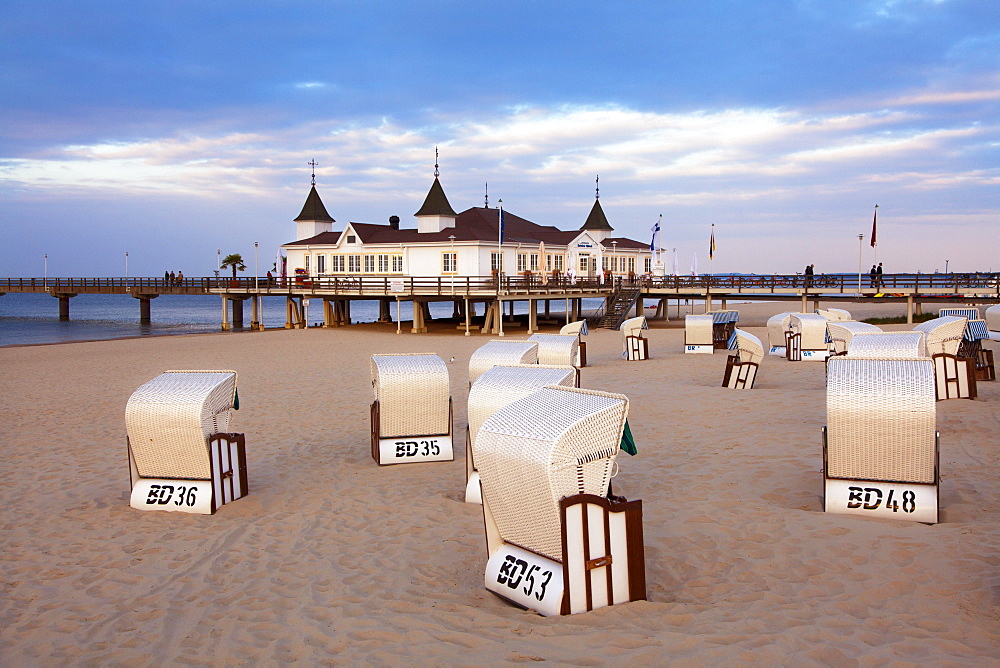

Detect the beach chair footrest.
xmin=371 ymin=400 xmax=455 ymax=465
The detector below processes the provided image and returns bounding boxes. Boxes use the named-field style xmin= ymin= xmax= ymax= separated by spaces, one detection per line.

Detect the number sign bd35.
xmin=377 ymin=435 xmax=453 ymax=464
xmin=825 ymin=478 xmax=938 ymax=524
xmin=130 ymin=479 xmax=214 ymax=514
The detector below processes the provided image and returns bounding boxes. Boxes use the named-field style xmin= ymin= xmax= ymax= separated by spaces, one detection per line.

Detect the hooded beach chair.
xmin=985 ymin=305 xmax=1000 ymax=341
xmin=912 ymin=316 xmax=978 ymax=399
xmin=476 ymin=386 xmax=646 ymax=616
xmin=528 ymin=333 xmax=581 ymax=368
xmin=468 ymin=340 xmax=539 ymax=386
xmin=826 ymin=321 xmax=882 ymax=355
xmin=955 ymin=319 xmax=994 ymax=381
xmin=816 ymin=308 xmax=852 ymax=322
xmin=370 ymin=353 xmax=453 ymax=465
xmin=847 ymin=331 xmax=928 ymax=359
xmin=464 ymin=364 xmax=579 ymax=504
xmin=766 ymin=312 xmax=795 ymax=356
xmin=559 ymin=320 xmax=589 ymax=366
xmin=823 ymin=356 xmax=939 ymax=523
xmin=684 ymin=314 xmax=714 ymax=354
xmin=126 ymin=370 xmax=247 ymax=514
xmin=621 ymin=316 xmax=649 ymax=360
xmin=787 ymin=313 xmax=830 ymax=361
xmin=722 ymin=328 xmax=764 ymax=389
xmin=707 ymin=310 xmax=740 ymax=349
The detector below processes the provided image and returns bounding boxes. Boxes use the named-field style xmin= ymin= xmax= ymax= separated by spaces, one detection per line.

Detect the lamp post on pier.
xmin=125 ymin=251 xmax=129 ymax=281
xmin=857 ymin=234 xmax=864 ymax=296
xmin=44 ymin=254 xmax=48 ymax=288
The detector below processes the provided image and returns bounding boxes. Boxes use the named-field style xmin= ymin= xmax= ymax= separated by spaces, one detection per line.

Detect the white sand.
xmin=1 ymin=301 xmax=998 ymax=663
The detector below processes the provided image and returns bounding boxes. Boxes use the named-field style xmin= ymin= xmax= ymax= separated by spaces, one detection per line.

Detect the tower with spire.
xmin=414 ymin=148 xmax=458 ymax=234
xmin=579 ymin=175 xmax=614 ymax=243
xmin=294 ymin=160 xmax=335 ymax=240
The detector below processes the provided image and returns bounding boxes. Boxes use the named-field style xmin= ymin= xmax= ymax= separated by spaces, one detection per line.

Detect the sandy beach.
xmin=2 ymin=300 xmax=998 ymax=664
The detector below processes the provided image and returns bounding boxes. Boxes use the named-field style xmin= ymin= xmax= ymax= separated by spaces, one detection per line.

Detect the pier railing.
xmin=3 ymin=272 xmax=998 ymax=296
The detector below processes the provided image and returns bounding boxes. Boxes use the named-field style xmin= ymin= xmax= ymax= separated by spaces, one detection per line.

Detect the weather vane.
xmin=434 ymin=147 xmax=440 ymax=178
xmin=308 ymin=159 xmax=318 ymax=186
xmin=595 ymin=174 xmax=600 ymax=199
xmin=485 ymin=182 xmax=489 ymax=208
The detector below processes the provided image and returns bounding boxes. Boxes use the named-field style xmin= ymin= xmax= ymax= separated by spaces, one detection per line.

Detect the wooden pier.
xmin=2 ymin=273 xmax=997 ymax=333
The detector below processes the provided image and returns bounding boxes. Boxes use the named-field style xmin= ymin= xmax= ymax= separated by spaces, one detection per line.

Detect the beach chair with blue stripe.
xmin=960 ymin=319 xmax=994 ymax=381
xmin=559 ymin=320 xmax=589 ymax=366
xmin=126 ymin=370 xmax=247 ymax=514
xmin=371 ymin=353 xmax=453 ymax=465
xmin=722 ymin=328 xmax=764 ymax=389
xmin=476 ymin=385 xmax=646 ymax=616
xmin=464 ymin=363 xmax=579 ymax=504
xmin=707 ymin=310 xmax=739 ymax=349
xmin=823 ymin=356 xmax=939 ymax=524
xmin=621 ymin=316 xmax=649 ymax=360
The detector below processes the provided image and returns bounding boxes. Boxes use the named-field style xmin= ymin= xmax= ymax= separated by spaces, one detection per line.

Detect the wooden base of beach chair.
xmin=685 ymin=343 xmax=713 ymax=354
xmin=768 ymin=345 xmax=786 ymax=357
xmin=821 ymin=428 xmax=939 ymax=524
xmin=800 ymin=349 xmax=830 ymax=361
xmin=578 ymin=341 xmax=587 ymax=368
xmin=128 ymin=433 xmax=248 ymax=514
xmin=370 ymin=400 xmax=454 ymax=465
xmin=975 ymin=348 xmax=995 ymax=381
xmin=625 ymin=336 xmax=649 ymax=360
xmin=932 ymin=354 xmax=977 ymax=400
xmin=785 ymin=332 xmax=801 ymax=361
xmin=712 ymin=324 xmax=732 ymax=350
xmin=484 ymin=493 xmax=646 ymax=616
xmin=722 ymin=355 xmax=758 ymax=389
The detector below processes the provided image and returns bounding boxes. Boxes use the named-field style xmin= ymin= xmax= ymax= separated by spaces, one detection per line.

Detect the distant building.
xmin=281 ymin=169 xmax=653 ymax=279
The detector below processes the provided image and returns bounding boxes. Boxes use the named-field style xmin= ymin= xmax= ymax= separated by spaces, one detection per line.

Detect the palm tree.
xmin=220 ymin=253 xmax=246 ymax=279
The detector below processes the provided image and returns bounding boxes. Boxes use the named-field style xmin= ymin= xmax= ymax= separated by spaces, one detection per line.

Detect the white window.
xmin=530 ymin=254 xmax=539 ymax=271
xmin=644 ymin=257 xmax=651 ymax=273
xmin=332 ymin=255 xmax=345 ymax=273
xmin=491 ymin=252 xmax=503 ymax=272
xmin=517 ymin=254 xmax=527 ymax=272
xmin=316 ymin=254 xmax=326 ymax=274
xmin=579 ymin=256 xmax=589 ymax=273
xmin=378 ymin=254 xmax=390 ymax=273
xmin=628 ymin=257 xmax=636 ymax=273
xmin=392 ymin=255 xmax=404 ymax=272
xmin=545 ymin=254 xmax=552 ymax=271
xmin=304 ymin=255 xmax=311 ymax=273
xmin=554 ymin=255 xmax=563 ymax=271
xmin=442 ymin=252 xmax=457 ymax=274
xmin=348 ymin=255 xmax=361 ymax=273
xmin=364 ymin=255 xmax=375 ymax=273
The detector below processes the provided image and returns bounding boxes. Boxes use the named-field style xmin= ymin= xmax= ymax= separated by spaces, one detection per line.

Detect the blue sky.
xmin=2 ymin=0 xmax=998 ymax=277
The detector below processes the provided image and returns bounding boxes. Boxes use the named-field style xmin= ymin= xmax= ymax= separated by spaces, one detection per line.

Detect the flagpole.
xmin=497 ymin=199 xmax=504 ymax=337
xmin=871 ymin=204 xmax=879 ymax=265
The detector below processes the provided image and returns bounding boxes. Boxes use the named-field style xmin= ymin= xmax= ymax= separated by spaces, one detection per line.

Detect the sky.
xmin=2 ymin=0 xmax=998 ymax=277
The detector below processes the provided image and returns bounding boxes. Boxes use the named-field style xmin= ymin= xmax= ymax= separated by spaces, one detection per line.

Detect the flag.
xmin=709 ymin=225 xmax=716 ymax=260
xmin=671 ymin=248 xmax=679 ymax=276
xmin=650 ymin=215 xmax=661 ymax=264
xmin=619 ymin=420 xmax=637 ymax=456
xmin=870 ymin=205 xmax=878 ymax=248
xmin=691 ymin=252 xmax=698 ymax=277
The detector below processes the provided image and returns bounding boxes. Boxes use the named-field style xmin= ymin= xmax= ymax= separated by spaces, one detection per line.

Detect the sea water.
xmin=0 ymin=292 xmax=596 ymax=347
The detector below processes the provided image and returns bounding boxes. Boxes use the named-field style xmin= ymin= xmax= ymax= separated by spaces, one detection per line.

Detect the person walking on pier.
xmin=875 ymin=262 xmax=883 ymax=289
xmin=804 ymin=264 xmax=814 ymax=288
xmin=869 ymin=265 xmax=877 ymax=288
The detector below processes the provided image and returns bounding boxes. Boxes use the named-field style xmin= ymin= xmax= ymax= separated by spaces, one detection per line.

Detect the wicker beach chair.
xmin=826 ymin=321 xmax=882 ymax=354
xmin=939 ymin=307 xmax=980 ymax=320
xmin=847 ymin=331 xmax=928 ymax=359
xmin=823 ymin=356 xmax=939 ymax=523
xmin=913 ymin=316 xmax=967 ymax=356
xmin=469 ymin=340 xmax=539 ymax=386
xmin=958 ymin=319 xmax=994 ymax=382
xmin=723 ymin=328 xmax=764 ymax=389
xmin=559 ymin=320 xmax=589 ymax=366
xmin=125 ymin=370 xmax=247 ymax=514
xmin=477 ymin=386 xmax=645 ymax=616
xmin=684 ymin=314 xmax=714 ymax=354
xmin=787 ymin=313 xmax=831 ymax=361
xmin=370 ymin=353 xmax=453 ymax=465
xmin=621 ymin=316 xmax=649 ymax=360
xmin=766 ymin=312 xmax=795 ymax=356
xmin=528 ymin=333 xmax=581 ymax=368
xmin=464 ymin=364 xmax=579 ymax=504
xmin=816 ymin=308 xmax=852 ymax=322
xmin=985 ymin=305 xmax=1000 ymax=341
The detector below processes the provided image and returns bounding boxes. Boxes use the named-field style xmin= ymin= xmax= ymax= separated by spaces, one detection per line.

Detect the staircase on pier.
xmin=596 ymin=283 xmax=643 ymax=329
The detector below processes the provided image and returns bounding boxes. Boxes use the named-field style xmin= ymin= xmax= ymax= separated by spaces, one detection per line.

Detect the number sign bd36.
xmin=377 ymin=435 xmax=453 ymax=464
xmin=130 ymin=479 xmax=214 ymax=514
xmin=825 ymin=478 xmax=938 ymax=524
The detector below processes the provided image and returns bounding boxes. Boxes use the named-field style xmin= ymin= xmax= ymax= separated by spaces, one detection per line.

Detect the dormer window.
xmin=346 ymin=235 xmax=357 ymax=244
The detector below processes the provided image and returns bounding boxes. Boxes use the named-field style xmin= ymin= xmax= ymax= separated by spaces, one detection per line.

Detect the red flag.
xmin=870 ymin=205 xmax=878 ymax=247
